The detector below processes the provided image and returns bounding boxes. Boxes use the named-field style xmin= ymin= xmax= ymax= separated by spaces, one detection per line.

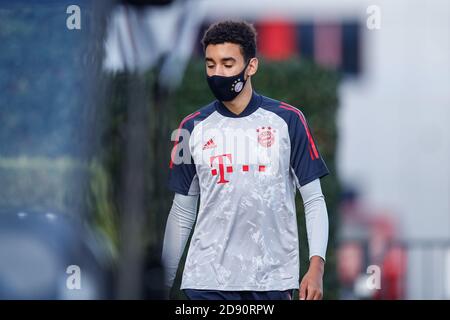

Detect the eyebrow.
xmin=205 ymin=57 xmax=237 ymax=64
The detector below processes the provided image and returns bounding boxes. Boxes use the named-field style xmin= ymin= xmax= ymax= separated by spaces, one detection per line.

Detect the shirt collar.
xmin=214 ymin=91 xmax=262 ymax=118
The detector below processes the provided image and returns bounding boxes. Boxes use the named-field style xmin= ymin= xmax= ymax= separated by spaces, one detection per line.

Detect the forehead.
xmin=205 ymin=42 xmax=244 ymax=62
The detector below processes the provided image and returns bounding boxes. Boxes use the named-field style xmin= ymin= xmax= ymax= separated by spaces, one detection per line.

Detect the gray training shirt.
xmin=167 ymin=92 xmax=329 ymax=291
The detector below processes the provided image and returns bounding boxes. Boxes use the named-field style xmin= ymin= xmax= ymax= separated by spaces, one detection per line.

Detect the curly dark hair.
xmin=201 ymin=20 xmax=257 ymax=62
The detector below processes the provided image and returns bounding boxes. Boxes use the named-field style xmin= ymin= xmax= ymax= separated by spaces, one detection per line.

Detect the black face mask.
xmin=206 ymin=60 xmax=250 ymax=102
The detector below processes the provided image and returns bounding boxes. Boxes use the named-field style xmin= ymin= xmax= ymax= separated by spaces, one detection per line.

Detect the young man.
xmin=162 ymin=20 xmax=330 ymax=300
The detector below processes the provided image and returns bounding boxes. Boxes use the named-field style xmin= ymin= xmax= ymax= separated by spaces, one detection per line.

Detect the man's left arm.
xmin=298 ymin=178 xmax=329 ymax=300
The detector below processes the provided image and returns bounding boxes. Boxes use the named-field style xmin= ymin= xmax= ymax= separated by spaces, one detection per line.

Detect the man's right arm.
xmin=161 ymin=193 xmax=199 ymax=292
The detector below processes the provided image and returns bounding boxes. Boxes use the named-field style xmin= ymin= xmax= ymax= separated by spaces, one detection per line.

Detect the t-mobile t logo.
xmin=210 ymin=153 xmax=266 ymax=184
xmin=210 ymin=154 xmax=233 ymax=184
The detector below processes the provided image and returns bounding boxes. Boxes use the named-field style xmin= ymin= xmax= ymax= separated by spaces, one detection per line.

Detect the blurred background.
xmin=0 ymin=0 xmax=448 ymax=299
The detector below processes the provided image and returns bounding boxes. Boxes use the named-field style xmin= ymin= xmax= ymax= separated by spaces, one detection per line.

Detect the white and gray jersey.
xmin=168 ymin=91 xmax=329 ymax=291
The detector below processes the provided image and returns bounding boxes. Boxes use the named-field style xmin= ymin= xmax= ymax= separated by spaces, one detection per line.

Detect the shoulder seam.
xmin=278 ymin=102 xmax=319 ymax=160
xmin=169 ymin=111 xmax=202 ymax=169
xmin=262 ymin=100 xmax=319 ymax=161
xmin=178 ymin=101 xmax=216 ymax=130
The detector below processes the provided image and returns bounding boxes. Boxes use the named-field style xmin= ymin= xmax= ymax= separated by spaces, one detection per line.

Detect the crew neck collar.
xmin=214 ymin=91 xmax=262 ymax=118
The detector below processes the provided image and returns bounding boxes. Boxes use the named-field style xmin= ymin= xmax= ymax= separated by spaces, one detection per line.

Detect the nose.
xmin=211 ymin=65 xmax=227 ymax=77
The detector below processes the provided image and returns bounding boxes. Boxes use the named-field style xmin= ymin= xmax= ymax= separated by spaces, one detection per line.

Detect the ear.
xmin=247 ymin=57 xmax=258 ymax=77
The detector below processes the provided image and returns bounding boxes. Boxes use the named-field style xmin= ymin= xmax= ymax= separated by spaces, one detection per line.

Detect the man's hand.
xmin=299 ymin=256 xmax=325 ymax=300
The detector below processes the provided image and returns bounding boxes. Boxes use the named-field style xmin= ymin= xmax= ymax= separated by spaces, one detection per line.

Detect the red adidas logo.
xmin=202 ymin=138 xmax=217 ymax=150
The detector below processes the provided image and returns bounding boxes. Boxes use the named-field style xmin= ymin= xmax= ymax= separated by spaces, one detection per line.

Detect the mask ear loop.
xmin=243 ymin=58 xmax=253 ymax=81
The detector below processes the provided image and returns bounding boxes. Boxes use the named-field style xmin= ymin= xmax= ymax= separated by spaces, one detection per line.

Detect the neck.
xmin=222 ymin=81 xmax=253 ymax=116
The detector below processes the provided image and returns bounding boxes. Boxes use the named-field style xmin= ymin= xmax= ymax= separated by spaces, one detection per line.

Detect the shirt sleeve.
xmin=299 ymin=178 xmax=329 ymax=261
xmin=167 ymin=117 xmax=200 ymax=196
xmin=161 ymin=193 xmax=199 ymax=289
xmin=288 ymin=109 xmax=329 ymax=188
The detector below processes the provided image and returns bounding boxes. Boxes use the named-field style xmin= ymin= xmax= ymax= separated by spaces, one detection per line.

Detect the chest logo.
xmin=203 ymin=138 xmax=217 ymax=150
xmin=257 ymin=126 xmax=276 ymax=148
xmin=210 ymin=153 xmax=267 ymax=184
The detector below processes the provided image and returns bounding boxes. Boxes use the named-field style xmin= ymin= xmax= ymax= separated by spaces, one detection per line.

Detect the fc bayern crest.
xmin=232 ymin=79 xmax=244 ymax=93
xmin=257 ymin=126 xmax=276 ymax=148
